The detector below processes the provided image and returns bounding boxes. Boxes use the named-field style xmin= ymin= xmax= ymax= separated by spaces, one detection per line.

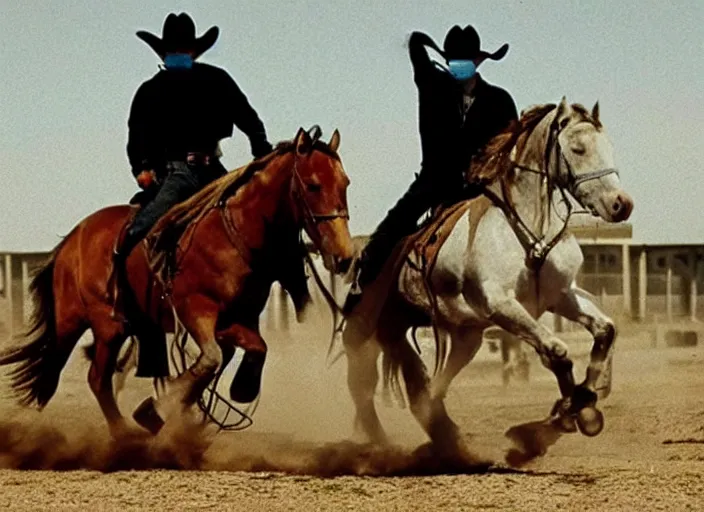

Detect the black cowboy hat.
xmin=136 ymin=12 xmax=219 ymax=59
xmin=443 ymin=24 xmax=509 ymax=62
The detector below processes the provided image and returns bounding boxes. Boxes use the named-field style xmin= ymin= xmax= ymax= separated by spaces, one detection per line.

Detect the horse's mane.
xmin=147 ymin=137 xmax=339 ymax=256
xmin=469 ymin=103 xmax=557 ymax=184
xmin=469 ymin=101 xmax=602 ymax=184
xmin=149 ymin=144 xmax=285 ymax=252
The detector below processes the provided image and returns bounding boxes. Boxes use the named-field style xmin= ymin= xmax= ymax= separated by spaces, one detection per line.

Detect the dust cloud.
xmin=0 ymin=300 xmax=502 ymax=475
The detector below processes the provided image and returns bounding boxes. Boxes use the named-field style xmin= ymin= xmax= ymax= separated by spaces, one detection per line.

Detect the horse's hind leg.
xmin=342 ymin=319 xmax=387 ymax=445
xmin=87 ymin=318 xmax=130 ymax=438
xmin=392 ymin=331 xmax=472 ymax=458
xmin=113 ymin=337 xmax=138 ymax=400
xmin=371 ymin=308 xmax=463 ymax=453
xmin=424 ymin=325 xmax=487 ymax=460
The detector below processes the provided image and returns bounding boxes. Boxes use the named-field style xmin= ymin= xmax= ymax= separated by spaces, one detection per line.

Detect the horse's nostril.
xmin=609 ymin=192 xmax=633 ymax=221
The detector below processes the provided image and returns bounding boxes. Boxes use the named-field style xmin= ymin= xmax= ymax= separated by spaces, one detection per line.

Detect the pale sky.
xmin=1 ymin=0 xmax=702 ymax=251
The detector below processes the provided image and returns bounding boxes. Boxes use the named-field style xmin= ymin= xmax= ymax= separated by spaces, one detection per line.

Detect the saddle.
xmin=406 ymin=200 xmax=475 ymax=278
xmin=347 ymin=198 xmax=481 ymax=339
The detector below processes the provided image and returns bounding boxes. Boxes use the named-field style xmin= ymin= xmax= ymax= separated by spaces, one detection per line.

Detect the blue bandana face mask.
xmin=447 ymin=59 xmax=477 ymax=81
xmin=164 ymin=53 xmax=194 ymax=70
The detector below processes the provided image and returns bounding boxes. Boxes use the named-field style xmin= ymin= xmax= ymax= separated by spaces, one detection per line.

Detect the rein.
xmin=277 ymin=151 xmax=353 ymax=364
xmin=302 ymin=249 xmax=347 ymax=363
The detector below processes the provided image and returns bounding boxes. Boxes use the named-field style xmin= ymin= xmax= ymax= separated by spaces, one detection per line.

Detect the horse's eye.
xmin=307 ymin=183 xmax=322 ymax=193
xmin=572 ymin=146 xmax=586 ymax=155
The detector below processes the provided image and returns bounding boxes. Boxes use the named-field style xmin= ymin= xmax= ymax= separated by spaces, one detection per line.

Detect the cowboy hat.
xmin=136 ymin=12 xmax=219 ymax=59
xmin=443 ymin=24 xmax=509 ymax=62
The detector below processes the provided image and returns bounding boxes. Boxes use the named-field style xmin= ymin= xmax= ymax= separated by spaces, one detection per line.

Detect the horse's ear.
xmin=591 ymin=101 xmax=600 ymax=123
xmin=329 ymin=129 xmax=341 ymax=152
xmin=296 ymin=127 xmax=312 ymax=155
xmin=555 ymin=96 xmax=572 ymax=129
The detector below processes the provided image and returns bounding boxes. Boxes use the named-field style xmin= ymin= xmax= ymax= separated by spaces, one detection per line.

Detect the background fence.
xmin=2 ymin=242 xmax=704 ymax=344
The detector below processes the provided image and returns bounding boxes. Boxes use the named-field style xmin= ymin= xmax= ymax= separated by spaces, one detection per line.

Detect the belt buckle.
xmin=186 ymin=152 xmax=211 ymax=166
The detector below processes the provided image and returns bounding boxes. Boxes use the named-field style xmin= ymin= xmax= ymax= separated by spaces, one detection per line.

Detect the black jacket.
xmin=126 ymin=62 xmax=272 ymax=177
xmin=409 ymin=32 xmax=518 ymax=180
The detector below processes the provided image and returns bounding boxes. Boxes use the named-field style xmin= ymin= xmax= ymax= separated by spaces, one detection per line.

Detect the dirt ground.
xmin=0 ymin=311 xmax=703 ymax=511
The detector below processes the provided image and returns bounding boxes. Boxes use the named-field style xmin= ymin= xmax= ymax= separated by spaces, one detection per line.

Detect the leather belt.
xmin=186 ymin=152 xmax=214 ymax=166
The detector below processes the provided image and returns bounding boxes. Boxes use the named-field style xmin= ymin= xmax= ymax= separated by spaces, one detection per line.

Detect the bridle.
xmin=482 ymin=106 xmax=619 ymax=271
xmin=542 ymin=115 xmax=619 ymax=197
xmin=290 ymin=150 xmax=352 ymax=349
xmin=290 ymin=151 xmax=350 ymax=251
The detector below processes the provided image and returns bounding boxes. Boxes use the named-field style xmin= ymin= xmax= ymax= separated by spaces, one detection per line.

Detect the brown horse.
xmin=0 ymin=126 xmax=355 ymax=438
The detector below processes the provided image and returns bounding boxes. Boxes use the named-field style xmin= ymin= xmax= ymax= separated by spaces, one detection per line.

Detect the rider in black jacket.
xmin=111 ymin=12 xmax=273 ymax=320
xmin=343 ymin=24 xmax=518 ymax=314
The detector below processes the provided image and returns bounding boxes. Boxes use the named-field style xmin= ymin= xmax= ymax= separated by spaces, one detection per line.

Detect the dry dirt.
xmin=0 ymin=310 xmax=703 ymax=511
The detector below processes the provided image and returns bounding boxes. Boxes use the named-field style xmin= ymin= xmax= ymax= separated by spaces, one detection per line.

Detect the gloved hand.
xmin=136 ymin=170 xmax=158 ymax=190
xmin=408 ymin=31 xmax=444 ymax=56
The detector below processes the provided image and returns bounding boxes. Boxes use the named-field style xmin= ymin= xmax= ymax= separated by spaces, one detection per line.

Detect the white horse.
xmin=342 ymin=98 xmax=634 ymax=463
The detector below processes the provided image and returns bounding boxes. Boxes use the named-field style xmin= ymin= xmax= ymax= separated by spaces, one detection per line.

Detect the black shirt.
xmin=409 ymin=32 xmax=518 ymax=179
xmin=126 ymin=62 xmax=271 ymax=176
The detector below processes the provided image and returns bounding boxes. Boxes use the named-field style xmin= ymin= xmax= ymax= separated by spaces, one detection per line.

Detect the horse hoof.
xmin=132 ymin=397 xmax=165 ymax=435
xmin=576 ymin=406 xmax=604 ymax=437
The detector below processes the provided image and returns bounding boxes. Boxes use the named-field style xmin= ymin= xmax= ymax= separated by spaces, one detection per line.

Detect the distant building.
xmin=570 ymin=217 xmax=702 ymax=323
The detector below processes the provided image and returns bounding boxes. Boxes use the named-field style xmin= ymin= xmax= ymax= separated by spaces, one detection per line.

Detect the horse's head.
xmin=550 ymin=97 xmax=634 ymax=222
xmin=289 ymin=126 xmax=355 ymax=274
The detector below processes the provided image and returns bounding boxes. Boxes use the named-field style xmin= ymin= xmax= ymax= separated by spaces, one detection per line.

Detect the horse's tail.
xmin=380 ymin=349 xmax=406 ymax=408
xmin=378 ymin=334 xmax=411 ymax=409
xmin=0 ymin=245 xmax=78 ymax=408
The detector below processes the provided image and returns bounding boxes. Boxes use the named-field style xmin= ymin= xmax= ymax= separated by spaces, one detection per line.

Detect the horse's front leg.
xmin=474 ymin=284 xmax=608 ymax=466
xmin=550 ymin=285 xmax=616 ymax=400
xmin=133 ymin=295 xmax=222 ymax=434
xmin=479 ymin=284 xmax=575 ymax=398
xmin=474 ymin=283 xmax=597 ymax=434
xmin=216 ymin=324 xmax=268 ymax=404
